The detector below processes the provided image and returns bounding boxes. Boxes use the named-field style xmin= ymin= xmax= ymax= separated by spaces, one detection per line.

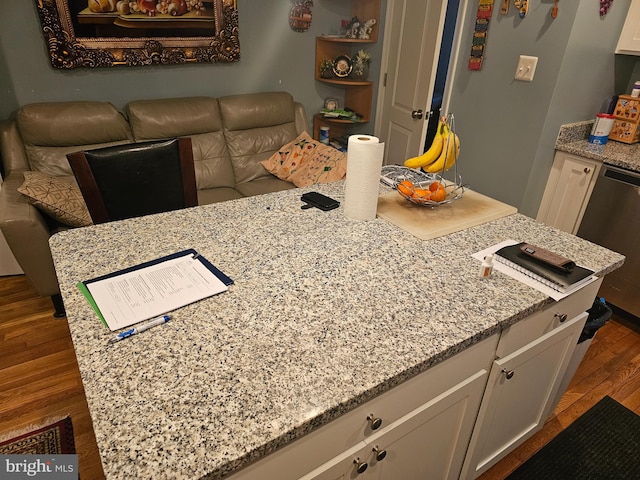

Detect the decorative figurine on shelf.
xmin=319 ymin=58 xmax=334 ymax=79
xmin=351 ymin=49 xmax=371 ymax=81
xmin=289 ymin=0 xmax=313 ymax=32
xmin=345 ymin=16 xmax=361 ymax=38
xmin=358 ymin=19 xmax=376 ymax=40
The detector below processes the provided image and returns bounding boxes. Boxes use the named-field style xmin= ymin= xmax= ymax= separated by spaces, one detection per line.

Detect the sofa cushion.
xmin=219 ymin=92 xmax=300 ymax=185
xmin=262 ymin=132 xmax=347 ymax=187
xmin=197 ymin=187 xmax=245 ymax=206
xmin=127 ymin=97 xmax=222 ymax=140
xmin=235 ymin=176 xmax=297 ymax=198
xmin=16 ymin=102 xmax=133 ymax=177
xmin=126 ymin=97 xmax=235 ymax=190
xmin=17 ymin=171 xmax=92 ymax=227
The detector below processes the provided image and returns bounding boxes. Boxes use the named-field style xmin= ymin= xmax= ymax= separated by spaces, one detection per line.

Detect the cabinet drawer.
xmin=496 ymin=277 xmax=602 ymax=358
xmin=228 ymin=334 xmax=498 ymax=480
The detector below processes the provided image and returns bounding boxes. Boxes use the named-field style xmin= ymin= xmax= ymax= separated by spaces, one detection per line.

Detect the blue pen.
xmin=108 ymin=315 xmax=171 ymax=344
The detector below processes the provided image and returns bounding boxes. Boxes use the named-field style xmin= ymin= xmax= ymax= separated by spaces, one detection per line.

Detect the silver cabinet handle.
xmin=584 ymin=167 xmax=591 ymax=174
xmin=353 ymin=457 xmax=368 ymax=474
xmin=367 ymin=414 xmax=382 ymax=430
xmin=502 ymin=368 xmax=515 ymax=380
xmin=554 ymin=313 xmax=568 ymax=323
xmin=372 ymin=446 xmax=387 ymax=461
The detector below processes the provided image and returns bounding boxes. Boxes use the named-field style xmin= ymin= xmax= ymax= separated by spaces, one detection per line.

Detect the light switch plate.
xmin=515 ymin=55 xmax=538 ymax=82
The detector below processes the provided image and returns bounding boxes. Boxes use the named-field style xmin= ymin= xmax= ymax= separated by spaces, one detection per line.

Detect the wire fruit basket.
xmin=380 ymin=114 xmax=465 ymax=207
xmin=381 ymin=166 xmax=465 ymax=206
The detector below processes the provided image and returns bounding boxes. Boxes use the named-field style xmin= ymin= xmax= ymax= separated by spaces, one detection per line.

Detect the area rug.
xmin=507 ymin=396 xmax=640 ymax=479
xmin=0 ymin=416 xmax=76 ymax=455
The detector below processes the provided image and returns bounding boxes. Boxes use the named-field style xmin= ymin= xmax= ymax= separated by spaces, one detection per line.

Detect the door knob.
xmin=367 ymin=414 xmax=383 ymax=430
xmin=411 ymin=109 xmax=424 ymax=119
xmin=353 ymin=457 xmax=368 ymax=474
xmin=372 ymin=446 xmax=387 ymax=461
xmin=554 ymin=313 xmax=568 ymax=323
xmin=502 ymin=368 xmax=515 ymax=380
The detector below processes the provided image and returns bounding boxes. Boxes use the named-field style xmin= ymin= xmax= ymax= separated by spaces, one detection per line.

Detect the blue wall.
xmin=448 ymin=0 xmax=638 ymax=216
xmin=2 ymin=0 xmax=639 ymax=216
xmin=0 ymin=0 xmax=384 ymax=132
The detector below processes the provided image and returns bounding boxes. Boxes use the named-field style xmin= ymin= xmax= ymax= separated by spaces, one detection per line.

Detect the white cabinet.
xmin=365 ymin=371 xmax=489 ymax=480
xmin=303 ymin=370 xmax=489 ymax=480
xmin=459 ymin=279 xmax=602 ymax=479
xmin=228 ymin=335 xmax=498 ymax=480
xmin=537 ymin=151 xmax=601 ymax=234
xmin=228 ymin=280 xmax=601 ymax=480
xmin=616 ymin=2 xmax=640 ymax=55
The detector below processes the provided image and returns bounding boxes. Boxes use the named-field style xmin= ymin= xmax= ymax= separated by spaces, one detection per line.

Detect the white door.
xmin=376 ymin=0 xmax=449 ymax=165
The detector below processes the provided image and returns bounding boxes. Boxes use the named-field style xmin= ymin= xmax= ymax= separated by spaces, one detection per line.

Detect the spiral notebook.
xmin=494 ymin=242 xmax=595 ymax=294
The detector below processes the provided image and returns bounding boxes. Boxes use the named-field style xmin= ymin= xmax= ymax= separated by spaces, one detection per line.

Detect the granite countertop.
xmin=555 ymin=120 xmax=640 ymax=172
xmin=49 ymin=183 xmax=624 ymax=480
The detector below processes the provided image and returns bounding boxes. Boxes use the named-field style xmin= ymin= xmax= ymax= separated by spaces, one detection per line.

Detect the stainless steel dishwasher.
xmin=577 ymin=164 xmax=640 ymax=318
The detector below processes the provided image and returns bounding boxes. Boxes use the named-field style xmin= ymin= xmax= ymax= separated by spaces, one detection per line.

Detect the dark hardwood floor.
xmin=1 ymin=274 xmax=639 ymax=480
xmin=0 ymin=275 xmax=105 ymax=479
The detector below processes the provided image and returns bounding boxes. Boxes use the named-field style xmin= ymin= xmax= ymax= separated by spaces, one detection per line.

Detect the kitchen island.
xmin=49 ymin=182 xmax=624 ymax=479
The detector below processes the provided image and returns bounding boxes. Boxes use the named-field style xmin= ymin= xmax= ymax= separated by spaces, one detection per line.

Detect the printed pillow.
xmin=262 ymin=131 xmax=317 ymax=180
xmin=262 ymin=131 xmax=347 ymax=187
xmin=17 ymin=171 xmax=93 ymax=227
xmin=287 ymin=144 xmax=347 ymax=187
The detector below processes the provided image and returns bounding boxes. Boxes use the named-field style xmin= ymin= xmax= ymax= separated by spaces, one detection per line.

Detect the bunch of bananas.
xmin=404 ymin=118 xmax=460 ymax=173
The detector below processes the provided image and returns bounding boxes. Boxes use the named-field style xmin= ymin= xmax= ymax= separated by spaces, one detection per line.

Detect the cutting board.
xmin=377 ymin=189 xmax=517 ymax=240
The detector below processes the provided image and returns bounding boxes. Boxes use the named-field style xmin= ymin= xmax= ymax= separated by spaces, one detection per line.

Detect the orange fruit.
xmin=397 ymin=180 xmax=415 ymax=197
xmin=429 ymin=181 xmax=444 ymax=192
xmin=412 ymin=188 xmax=431 ymax=201
xmin=431 ymin=186 xmax=447 ymax=202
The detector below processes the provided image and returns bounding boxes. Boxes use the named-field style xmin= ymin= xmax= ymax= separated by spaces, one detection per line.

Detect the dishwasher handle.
xmin=603 ymin=166 xmax=640 ymax=188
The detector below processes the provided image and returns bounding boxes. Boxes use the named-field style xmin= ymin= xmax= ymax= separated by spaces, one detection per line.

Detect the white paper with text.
xmin=86 ymin=255 xmax=228 ymax=330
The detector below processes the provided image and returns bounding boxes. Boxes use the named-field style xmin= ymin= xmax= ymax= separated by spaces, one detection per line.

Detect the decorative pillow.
xmin=262 ymin=131 xmax=347 ymax=187
xmin=287 ymin=144 xmax=347 ymax=187
xmin=17 ymin=171 xmax=93 ymax=227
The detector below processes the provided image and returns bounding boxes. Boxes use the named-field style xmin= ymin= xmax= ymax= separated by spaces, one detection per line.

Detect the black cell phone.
xmin=301 ymin=192 xmax=340 ymax=211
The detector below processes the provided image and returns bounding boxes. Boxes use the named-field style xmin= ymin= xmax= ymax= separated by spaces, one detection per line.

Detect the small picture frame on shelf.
xmin=324 ymin=98 xmax=340 ymax=111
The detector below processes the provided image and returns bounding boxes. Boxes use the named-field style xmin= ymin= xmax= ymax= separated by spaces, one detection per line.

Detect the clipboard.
xmin=77 ymin=249 xmax=233 ymax=331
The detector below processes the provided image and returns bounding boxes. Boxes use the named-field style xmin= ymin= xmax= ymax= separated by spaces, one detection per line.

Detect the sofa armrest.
xmin=0 ymin=173 xmax=60 ymax=297
xmin=0 ymin=120 xmax=30 ymax=176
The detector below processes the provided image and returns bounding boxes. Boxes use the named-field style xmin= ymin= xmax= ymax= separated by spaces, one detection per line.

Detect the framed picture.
xmin=35 ymin=0 xmax=240 ymax=69
xmin=324 ymin=98 xmax=339 ymax=111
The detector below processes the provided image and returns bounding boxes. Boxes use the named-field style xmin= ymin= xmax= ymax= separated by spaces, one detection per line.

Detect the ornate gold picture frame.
xmin=35 ymin=0 xmax=240 ymax=68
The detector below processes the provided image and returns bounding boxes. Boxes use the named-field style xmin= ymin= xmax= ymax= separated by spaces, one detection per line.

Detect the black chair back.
xmin=67 ymin=138 xmax=197 ymax=224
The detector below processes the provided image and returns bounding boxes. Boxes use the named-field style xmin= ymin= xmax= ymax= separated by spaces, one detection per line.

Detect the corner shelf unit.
xmin=313 ymin=0 xmax=381 ymax=141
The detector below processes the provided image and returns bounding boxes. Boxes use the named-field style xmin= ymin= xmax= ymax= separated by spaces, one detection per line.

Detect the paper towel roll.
xmin=344 ymin=135 xmax=385 ymax=220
